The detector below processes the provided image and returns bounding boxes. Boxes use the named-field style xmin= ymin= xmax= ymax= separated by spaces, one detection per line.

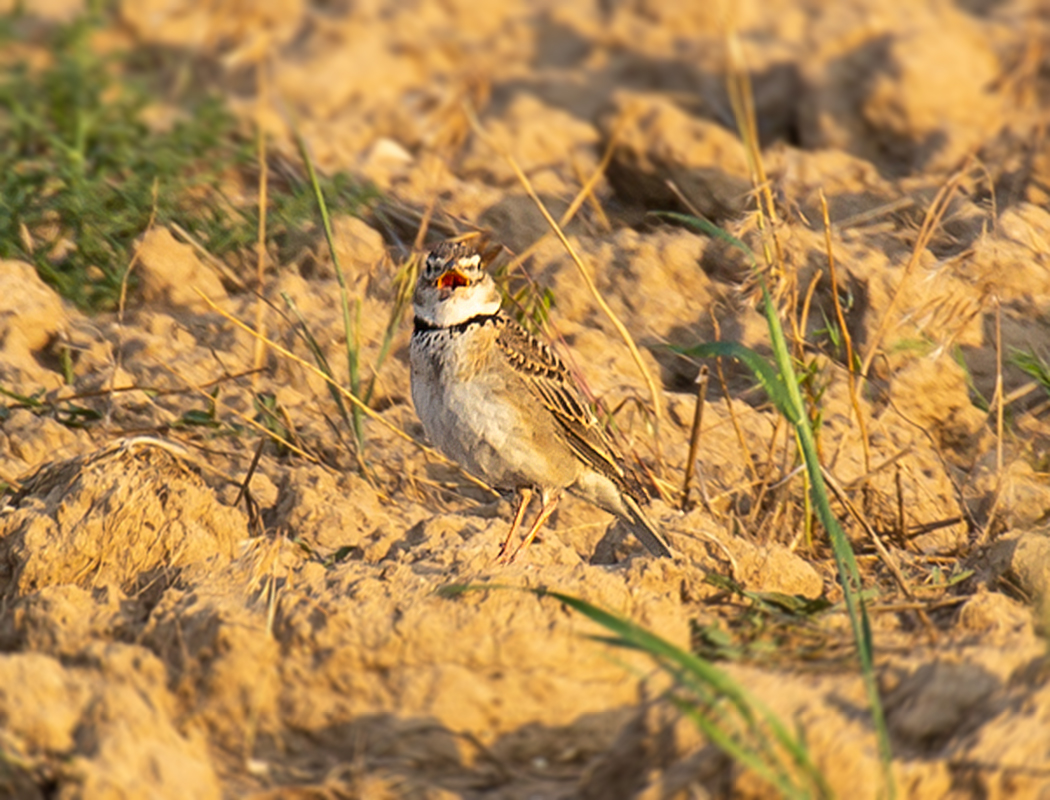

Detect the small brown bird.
xmin=409 ymin=238 xmax=673 ymax=562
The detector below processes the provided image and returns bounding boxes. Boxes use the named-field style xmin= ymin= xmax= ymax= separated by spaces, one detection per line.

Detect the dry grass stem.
xmin=994 ymin=296 xmax=1004 ymax=475
xmin=820 ymin=189 xmax=871 ymax=473
xmin=194 ymin=289 xmax=499 ymax=496
xmin=1006 ymin=381 xmax=1041 ymax=408
xmin=413 ymin=193 xmax=437 ymax=251
xmin=563 ymin=121 xmax=620 ymax=227
xmin=110 ymin=179 xmax=159 ymax=415
xmin=798 ymin=270 xmax=821 ymax=337
xmin=170 ymin=222 xmax=250 ymax=292
xmin=501 ymin=123 xmax=619 ymax=280
xmin=821 ymin=467 xmax=937 ymax=641
xmin=158 ymin=359 xmax=323 ymax=466
xmin=571 ymin=155 xmax=611 ymax=232
xmin=681 ymin=365 xmax=710 ymax=510
xmin=251 ymin=61 xmax=271 ymax=387
xmin=895 ymin=465 xmax=907 ymax=547
xmin=725 ymin=30 xmax=793 ymax=336
xmin=44 ymin=368 xmax=264 ymax=405
xmin=842 ymin=446 xmax=914 ymax=490
xmin=725 ymin=33 xmax=779 ymax=235
xmin=117 ymin=178 xmax=158 ymax=327
xmin=464 ymin=105 xmax=664 ymax=427
xmin=665 ymin=178 xmax=703 ymax=221
xmin=860 ymin=159 xmax=973 ymax=377
xmin=710 ymin=312 xmax=758 ymax=482
xmin=264 ymin=566 xmax=279 ymax=637
xmin=833 ymin=197 xmax=915 ymax=230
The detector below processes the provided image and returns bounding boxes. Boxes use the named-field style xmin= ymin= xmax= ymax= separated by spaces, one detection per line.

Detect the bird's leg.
xmin=497 ymin=487 xmax=533 ymax=561
xmin=504 ymin=489 xmax=561 ymax=564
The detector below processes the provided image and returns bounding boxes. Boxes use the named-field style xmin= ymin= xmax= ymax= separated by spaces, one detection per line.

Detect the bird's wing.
xmin=493 ymin=316 xmax=646 ymax=498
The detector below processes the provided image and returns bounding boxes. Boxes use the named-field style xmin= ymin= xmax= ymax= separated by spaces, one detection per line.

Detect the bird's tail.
xmin=621 ymin=493 xmax=673 ymax=558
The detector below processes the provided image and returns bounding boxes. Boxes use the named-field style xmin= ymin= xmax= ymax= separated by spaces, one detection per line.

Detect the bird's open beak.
xmin=435 ymin=269 xmax=470 ymax=290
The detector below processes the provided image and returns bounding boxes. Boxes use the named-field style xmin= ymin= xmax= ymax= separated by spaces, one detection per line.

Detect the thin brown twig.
xmin=234 ymin=436 xmax=266 ymax=509
xmin=681 ymin=365 xmax=710 ymax=511
xmin=821 ymin=466 xmax=938 ymax=642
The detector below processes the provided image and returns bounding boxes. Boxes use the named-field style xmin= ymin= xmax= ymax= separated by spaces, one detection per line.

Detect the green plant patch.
xmin=0 ymin=11 xmax=376 ymax=312
xmin=0 ymin=384 xmax=101 ymax=427
xmin=442 ymin=584 xmax=832 ymax=799
xmin=693 ymin=574 xmax=835 ymax=665
xmin=1011 ymin=347 xmax=1050 ymax=398
xmin=661 ymin=209 xmax=893 ymax=794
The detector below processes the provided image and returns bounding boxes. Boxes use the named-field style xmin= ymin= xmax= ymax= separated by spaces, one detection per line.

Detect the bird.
xmin=409 ymin=236 xmax=673 ymax=563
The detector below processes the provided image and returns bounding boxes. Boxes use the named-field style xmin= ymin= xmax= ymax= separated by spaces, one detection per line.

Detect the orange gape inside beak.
xmin=436 ymin=269 xmax=470 ymax=290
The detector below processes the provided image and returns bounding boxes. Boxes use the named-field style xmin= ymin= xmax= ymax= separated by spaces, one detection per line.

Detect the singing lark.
xmin=409 ymin=238 xmax=672 ymax=562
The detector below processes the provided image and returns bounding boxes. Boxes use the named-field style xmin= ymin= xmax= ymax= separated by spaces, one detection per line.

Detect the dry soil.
xmin=2 ymin=1 xmax=1050 ymax=798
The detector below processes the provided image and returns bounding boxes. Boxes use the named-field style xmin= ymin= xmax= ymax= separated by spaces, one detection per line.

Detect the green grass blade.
xmin=0 ymin=386 xmax=46 ymax=407
xmin=1010 ymin=347 xmax=1050 ymax=397
xmin=650 ymin=211 xmax=757 ymax=258
xmin=667 ymin=212 xmax=894 ymax=796
xmin=281 ymin=292 xmax=352 ymax=432
xmin=532 ymin=588 xmax=831 ymax=798
xmin=363 ymin=275 xmax=413 ymax=406
xmin=292 ymin=129 xmax=365 ymax=453
xmin=442 ymin=582 xmax=828 ymax=796
xmin=670 ymin=697 xmax=807 ymax=799
xmin=754 ymin=275 xmax=891 ymax=784
xmin=670 ymin=340 xmax=799 ymax=424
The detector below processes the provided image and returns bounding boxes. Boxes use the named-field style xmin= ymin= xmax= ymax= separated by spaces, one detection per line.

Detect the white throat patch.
xmin=415 ymin=284 xmax=501 ymax=327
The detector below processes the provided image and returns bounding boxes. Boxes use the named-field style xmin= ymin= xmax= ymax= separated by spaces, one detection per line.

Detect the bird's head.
xmin=413 ymin=238 xmax=503 ymax=327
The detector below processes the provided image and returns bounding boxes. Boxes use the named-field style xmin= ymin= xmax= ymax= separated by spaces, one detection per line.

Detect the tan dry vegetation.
xmin=3 ymin=0 xmax=1050 ymax=798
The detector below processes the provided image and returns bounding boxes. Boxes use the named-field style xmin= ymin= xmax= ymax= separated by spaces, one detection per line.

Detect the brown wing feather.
xmin=493 ymin=316 xmax=648 ymax=500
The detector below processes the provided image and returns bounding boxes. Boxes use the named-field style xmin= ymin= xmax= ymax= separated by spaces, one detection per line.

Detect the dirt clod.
xmin=3 ymin=2 xmax=1050 ymax=797
xmin=135 ymin=227 xmax=229 ymax=313
xmin=1 ymin=441 xmax=243 ymax=597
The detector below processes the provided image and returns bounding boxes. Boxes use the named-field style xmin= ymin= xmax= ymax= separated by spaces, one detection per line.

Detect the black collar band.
xmin=414 ymin=312 xmax=500 ymax=334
